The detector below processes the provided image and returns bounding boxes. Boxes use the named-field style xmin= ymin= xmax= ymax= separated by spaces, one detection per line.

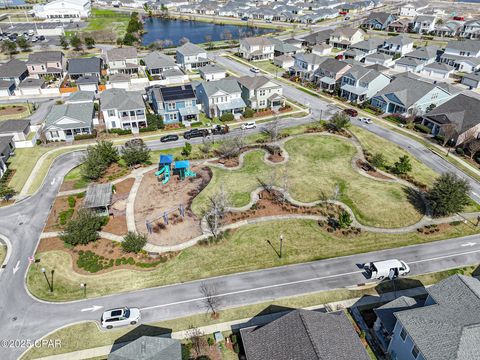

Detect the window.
xmin=259 ymin=90 xmax=266 ymax=96
xmin=259 ymin=100 xmax=266 ymax=107
xmin=168 ymin=102 xmax=176 ymax=110
xmin=50 ymin=131 xmax=59 ymax=138
xmin=111 ymin=121 xmax=116 ymax=128
xmin=400 ymin=327 xmax=407 ymax=341
xmin=107 ymin=110 xmax=115 ymax=117
xmin=411 ymin=345 xmax=419 ymax=358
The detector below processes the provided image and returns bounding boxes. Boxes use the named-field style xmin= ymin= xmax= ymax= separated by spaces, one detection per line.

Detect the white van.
xmin=364 ymin=259 xmax=410 ymax=280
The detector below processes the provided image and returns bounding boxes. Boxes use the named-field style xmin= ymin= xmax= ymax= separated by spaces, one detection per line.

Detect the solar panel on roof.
xmin=160 ymin=85 xmax=195 ymax=101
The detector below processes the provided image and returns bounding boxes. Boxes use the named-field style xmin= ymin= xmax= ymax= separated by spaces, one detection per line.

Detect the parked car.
xmin=241 ymin=17 xmax=248 ymax=21
xmin=364 ymin=259 xmax=410 ymax=281
xmin=183 ymin=128 xmax=209 ymax=140
xmin=250 ymin=67 xmax=260 ymax=74
xmin=38 ymin=35 xmax=46 ymax=41
xmin=160 ymin=134 xmax=179 ymax=143
xmin=241 ymin=121 xmax=257 ymax=130
xmin=342 ymin=108 xmax=358 ymax=117
xmin=28 ymin=29 xmax=35 ymax=36
xmin=101 ymin=307 xmax=140 ymax=329
xmin=211 ymin=124 xmax=229 ymax=135
xmin=359 ymin=117 xmax=371 ymax=124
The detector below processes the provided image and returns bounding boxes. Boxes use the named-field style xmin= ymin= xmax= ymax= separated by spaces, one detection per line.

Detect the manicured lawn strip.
xmin=253 ymin=60 xmax=283 ymax=74
xmin=0 ymin=244 xmax=5 ymax=266
xmin=193 ymin=135 xmax=422 ymax=228
xmin=22 ymin=264 xmax=476 ymax=359
xmin=7 ymin=147 xmax=51 ymax=193
xmin=27 ymin=219 xmax=479 ymax=302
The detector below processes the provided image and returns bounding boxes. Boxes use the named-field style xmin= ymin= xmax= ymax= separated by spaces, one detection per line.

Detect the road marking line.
xmin=12 ymin=260 xmax=20 ymax=275
xmin=407 ymin=248 xmax=480 ymax=265
xmin=80 ymin=305 xmax=103 ymax=312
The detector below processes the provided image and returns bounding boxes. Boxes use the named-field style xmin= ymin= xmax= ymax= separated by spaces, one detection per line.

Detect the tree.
xmin=440 ymin=123 xmax=457 ymax=147
xmin=243 ymin=107 xmax=255 ymax=118
xmin=262 ymin=119 xmax=281 ymax=142
xmin=338 ymin=211 xmax=352 ymax=229
xmin=17 ymin=37 xmax=30 ymax=52
xmin=163 ymin=39 xmax=173 ymax=48
xmin=203 ymin=187 xmax=230 ymax=238
xmin=60 ymin=209 xmax=104 ymax=246
xmin=467 ymin=139 xmax=480 ymax=159
xmin=59 ymin=35 xmax=69 ymax=50
xmin=70 ymin=34 xmax=83 ymax=51
xmin=185 ymin=326 xmax=203 ymax=357
xmin=179 ymin=37 xmax=190 ymax=45
xmin=199 ymin=138 xmax=212 ymax=157
xmin=116 ymin=38 xmax=124 ymax=47
xmin=150 ymin=39 xmax=165 ymax=50
xmin=1 ymin=40 xmax=17 ymax=57
xmin=392 ymin=155 xmax=412 ymax=175
xmin=204 ymin=34 xmax=214 ymax=49
xmin=121 ymin=139 xmax=151 ymax=167
xmin=329 ymin=112 xmax=350 ymax=131
xmin=427 ymin=173 xmax=470 ymax=217
xmin=121 ymin=232 xmax=147 ymax=253
xmin=216 ymin=135 xmax=245 ymax=159
xmin=181 ymin=142 xmax=192 ymax=157
xmin=84 ymin=37 xmax=96 ymax=49
xmin=200 ymin=282 xmax=221 ymax=317
xmin=219 ymin=112 xmax=234 ymax=122
xmin=370 ymin=153 xmax=386 ymax=169
xmin=81 ymin=141 xmax=119 ymax=180
xmin=123 ymin=33 xmax=137 ymax=46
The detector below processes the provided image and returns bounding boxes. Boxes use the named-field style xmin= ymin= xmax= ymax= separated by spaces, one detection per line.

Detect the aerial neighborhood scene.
xmin=3 ymin=0 xmax=480 ymax=359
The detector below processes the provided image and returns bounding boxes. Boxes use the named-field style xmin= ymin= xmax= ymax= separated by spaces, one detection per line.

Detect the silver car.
xmin=101 ymin=307 xmax=140 ymax=329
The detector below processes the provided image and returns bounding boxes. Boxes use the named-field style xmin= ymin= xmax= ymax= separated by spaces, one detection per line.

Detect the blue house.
xmin=147 ymin=84 xmax=199 ymax=125
xmin=362 ymin=12 xmax=396 ymax=30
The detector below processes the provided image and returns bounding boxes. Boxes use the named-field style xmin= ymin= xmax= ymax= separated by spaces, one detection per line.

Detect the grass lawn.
xmin=27 ymin=219 xmax=479 ymax=301
xmin=7 ymin=147 xmax=51 ymax=193
xmin=0 ymin=244 xmax=6 ymax=266
xmin=63 ymin=165 xmax=91 ymax=189
xmin=193 ymin=134 xmax=422 ymax=228
xmin=22 ymin=264 xmax=477 ymax=359
xmin=84 ymin=9 xmax=130 ymax=35
xmin=254 ymin=60 xmax=283 ymax=74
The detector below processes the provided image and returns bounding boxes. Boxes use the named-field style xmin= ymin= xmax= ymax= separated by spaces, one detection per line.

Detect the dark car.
xmin=343 ymin=108 xmax=358 ymax=117
xmin=211 ymin=124 xmax=229 ymax=135
xmin=160 ymin=134 xmax=179 ymax=143
xmin=183 ymin=128 xmax=209 ymax=140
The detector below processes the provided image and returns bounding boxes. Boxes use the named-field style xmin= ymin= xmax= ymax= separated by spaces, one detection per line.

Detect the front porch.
xmin=179 ymin=106 xmax=200 ymax=123
xmin=317 ymin=76 xmax=336 ymax=92
xmin=268 ymin=93 xmax=285 ymax=109
xmin=341 ymin=84 xmax=367 ymax=103
xmin=216 ymin=98 xmax=246 ymax=119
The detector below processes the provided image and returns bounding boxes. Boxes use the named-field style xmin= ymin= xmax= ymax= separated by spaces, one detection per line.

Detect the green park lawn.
xmin=193 ymin=134 xmax=423 ymax=228
xmin=27 ymin=219 xmax=479 ymax=302
xmin=84 ymin=9 xmax=130 ymax=34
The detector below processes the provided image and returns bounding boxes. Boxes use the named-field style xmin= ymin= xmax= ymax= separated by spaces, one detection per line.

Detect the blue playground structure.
xmin=155 ymin=155 xmax=196 ymax=184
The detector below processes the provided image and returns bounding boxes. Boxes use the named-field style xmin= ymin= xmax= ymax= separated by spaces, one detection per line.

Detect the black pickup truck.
xmin=183 ymin=128 xmax=209 ymax=140
xmin=211 ymin=124 xmax=229 ymax=135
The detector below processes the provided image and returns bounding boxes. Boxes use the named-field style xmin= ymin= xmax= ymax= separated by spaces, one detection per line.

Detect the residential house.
xmin=142 ymin=51 xmax=178 ymax=76
xmin=433 ymin=20 xmax=464 ymax=37
xmin=439 ymin=40 xmax=480 ymax=73
xmin=195 ymin=78 xmax=246 ymax=119
xmin=237 ymin=75 xmax=284 ymax=111
xmin=313 ymin=58 xmax=352 ymax=92
xmin=43 ymin=100 xmax=94 ymax=141
xmin=362 ymin=12 xmax=395 ymax=30
xmin=108 ymin=73 xmax=130 ymax=89
xmin=344 ymin=38 xmax=383 ymax=61
xmin=67 ymin=90 xmax=96 ymax=104
xmin=0 ymin=136 xmax=14 ymax=178
xmin=26 ymin=51 xmax=65 ymax=78
xmin=17 ymin=78 xmax=45 ymax=96
xmin=283 ymin=37 xmax=303 ymax=48
xmin=420 ymin=62 xmax=455 ymax=80
xmin=399 ymin=1 xmax=429 ymax=17
xmin=290 ymin=53 xmax=326 ymax=80
xmin=379 ymin=34 xmax=414 ymax=56
xmin=239 ymin=37 xmax=275 ymax=62
xmin=394 ymin=45 xmax=439 ymax=72
xmin=33 ymin=0 xmax=91 ymax=20
xmin=387 ymin=18 xmax=411 ymax=33
xmin=461 ymin=72 xmax=480 ymax=89
xmin=107 ymin=336 xmax=181 ymax=360
xmin=0 ymin=120 xmax=31 ymax=142
xmin=0 ymin=59 xmax=28 ymax=86
xmin=386 ymin=275 xmax=480 ymax=360
xmin=311 ymin=44 xmax=332 ymax=57
xmin=340 ymin=65 xmax=391 ymax=103
xmin=106 ymin=47 xmax=139 ymax=75
xmin=67 ymin=57 xmax=102 ymax=81
xmin=240 ymin=309 xmax=370 ymax=360
xmin=302 ymin=29 xmax=333 ymax=47
xmin=460 ymin=19 xmax=480 ymax=39
xmin=161 ymin=68 xmax=188 ymax=84
xmin=329 ymin=27 xmax=365 ymax=49
xmin=412 ymin=15 xmax=436 ymax=34
xmin=148 ymin=84 xmax=198 ymax=124
xmin=76 ymin=75 xmax=100 ymax=92
xmin=370 ymin=75 xmax=454 ymax=115
xmin=198 ymin=64 xmax=226 ymax=82
xmin=364 ymin=52 xmax=394 ymax=67
xmin=268 ymin=38 xmax=300 ymax=56
xmin=0 ymin=81 xmax=15 ymax=97
xmin=273 ymin=54 xmax=295 ymax=70
xmin=100 ymin=88 xmax=147 ymax=131
xmin=421 ymin=92 xmax=480 ymax=145
xmin=176 ymin=42 xmax=209 ymax=70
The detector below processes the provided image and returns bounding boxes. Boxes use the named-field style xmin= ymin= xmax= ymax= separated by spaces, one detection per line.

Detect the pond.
xmin=141 ymin=18 xmax=276 ymax=46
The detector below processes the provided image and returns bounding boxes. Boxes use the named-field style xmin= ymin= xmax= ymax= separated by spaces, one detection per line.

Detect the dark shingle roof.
xmin=68 ymin=57 xmax=102 ymax=75
xmin=0 ymin=119 xmax=30 ymax=134
xmin=107 ymin=336 xmax=181 ymax=360
xmin=0 ymin=59 xmax=27 ymax=78
xmin=27 ymin=51 xmax=63 ymax=64
xmin=374 ymin=296 xmax=420 ymax=334
xmin=240 ymin=309 xmax=370 ymax=360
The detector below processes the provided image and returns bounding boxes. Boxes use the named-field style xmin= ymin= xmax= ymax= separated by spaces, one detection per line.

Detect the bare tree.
xmin=467 ymin=139 xmax=480 ymax=159
xmin=199 ymin=138 xmax=212 ymax=157
xmin=216 ymin=134 xmax=246 ymax=159
xmin=151 ymin=39 xmax=165 ymax=50
xmin=200 ymin=282 xmax=221 ymax=317
xmin=179 ymin=37 xmax=190 ymax=45
xmin=262 ymin=118 xmax=281 ymax=142
xmin=203 ymin=186 xmax=230 ymax=238
xmin=163 ymin=39 xmax=173 ymax=48
xmin=440 ymin=123 xmax=457 ymax=147
xmin=204 ymin=34 xmax=214 ymax=49
xmin=185 ymin=325 xmax=204 ymax=356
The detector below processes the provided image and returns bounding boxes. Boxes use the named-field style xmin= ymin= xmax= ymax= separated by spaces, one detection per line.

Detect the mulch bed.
xmin=356 ymin=159 xmax=392 ymax=180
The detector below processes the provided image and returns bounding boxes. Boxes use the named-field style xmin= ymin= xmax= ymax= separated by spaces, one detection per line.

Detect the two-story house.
xmin=100 ymin=88 xmax=147 ymax=131
xmin=433 ymin=20 xmax=464 ymax=37
xmin=195 ymin=78 xmax=246 ymax=119
xmin=379 ymin=34 xmax=414 ymax=57
xmin=439 ymin=39 xmax=480 ymax=73
xmin=290 ymin=53 xmax=326 ymax=81
xmin=370 ymin=74 xmax=454 ymax=116
xmin=399 ymin=2 xmax=429 ymax=17
xmin=0 ymin=59 xmax=28 ymax=86
xmin=329 ymin=27 xmax=365 ymax=49
xmin=344 ymin=38 xmax=384 ymax=62
xmin=148 ymin=84 xmax=198 ymax=124
xmin=239 ymin=37 xmax=275 ymax=62
xmin=142 ymin=51 xmax=178 ymax=77
xmin=105 ymin=47 xmax=139 ymax=75
xmin=394 ymin=45 xmax=439 ymax=73
xmin=67 ymin=57 xmax=103 ymax=87
xmin=412 ymin=15 xmax=436 ymax=34
xmin=362 ymin=12 xmax=396 ymax=30
xmin=268 ymin=37 xmax=301 ymax=56
xmin=237 ymin=75 xmax=284 ymax=111
xmin=460 ymin=19 xmax=480 ymax=39
xmin=175 ymin=42 xmax=209 ymax=71
xmin=340 ymin=65 xmax=391 ymax=103
xmin=313 ymin=58 xmax=351 ymax=91
xmin=0 ymin=136 xmax=15 ymax=179
xmin=26 ymin=51 xmax=65 ymax=78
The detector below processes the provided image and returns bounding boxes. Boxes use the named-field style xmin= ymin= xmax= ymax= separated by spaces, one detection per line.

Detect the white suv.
xmin=241 ymin=121 xmax=257 ymax=130
xmin=101 ymin=307 xmax=140 ymax=329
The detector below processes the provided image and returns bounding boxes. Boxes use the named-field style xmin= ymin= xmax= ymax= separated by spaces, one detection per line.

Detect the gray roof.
xmin=0 ymin=119 xmax=30 ymax=134
xmin=396 ymin=57 xmax=424 ymax=67
xmin=463 ymin=72 xmax=480 ymax=82
xmin=385 ymin=34 xmax=414 ymax=46
xmin=365 ymin=63 xmax=390 ymax=72
xmin=425 ymin=92 xmax=480 ymax=134
xmin=302 ymin=29 xmax=333 ymax=45
xmin=344 ymin=65 xmax=384 ymax=83
xmin=0 ymin=80 xmax=15 ymax=90
xmin=27 ymin=51 xmax=63 ymax=64
xmin=107 ymin=336 xmax=181 ymax=360
xmin=366 ymin=52 xmax=393 ymax=61
xmin=446 ymin=39 xmax=480 ymax=53
xmin=106 ymin=47 xmax=137 ymax=62
xmin=19 ymin=78 xmax=45 ymax=88
xmin=237 ymin=75 xmax=278 ymax=90
xmin=0 ymin=135 xmax=13 ymax=155
xmin=68 ymin=57 xmax=102 ymax=75
xmin=198 ymin=78 xmax=241 ymax=96
xmin=331 ymin=26 xmax=364 ymax=39
xmin=374 ymin=296 xmax=420 ymax=334
xmin=176 ymin=42 xmax=206 ymax=56
xmin=198 ymin=64 xmax=225 ymax=75
xmin=44 ymin=102 xmax=94 ymax=130
xmin=66 ymin=90 xmax=95 ymax=103
xmin=142 ymin=51 xmax=177 ymax=70
xmin=405 ymin=45 xmax=439 ymax=60
xmin=394 ymin=275 xmax=480 ymax=360
xmin=84 ymin=183 xmax=113 ymax=209
xmin=294 ymin=52 xmax=326 ymax=66
xmin=365 ymin=12 xmax=393 ymax=25
xmin=424 ymin=62 xmax=455 ymax=71
xmin=350 ymin=38 xmax=384 ymax=52
xmin=109 ymin=73 xmax=131 ymax=83
xmin=316 ymin=58 xmax=351 ymax=74
xmin=162 ymin=68 xmax=184 ymax=78
xmin=0 ymin=59 xmax=27 ymax=78
xmin=100 ymin=89 xmax=145 ymax=111
xmin=241 ymin=36 xmax=274 ymax=47
xmin=240 ymin=309 xmax=370 ymax=360
xmin=268 ymin=37 xmax=300 ymax=54
xmin=76 ymin=75 xmax=99 ymax=85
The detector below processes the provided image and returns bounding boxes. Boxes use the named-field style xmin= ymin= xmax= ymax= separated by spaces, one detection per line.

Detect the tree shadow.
xmin=403 ymin=187 xmax=427 ymax=215
xmin=111 ymin=324 xmax=173 ymax=352
xmin=375 ymin=278 xmax=426 ymax=295
xmin=472 ymin=264 xmax=480 ymax=278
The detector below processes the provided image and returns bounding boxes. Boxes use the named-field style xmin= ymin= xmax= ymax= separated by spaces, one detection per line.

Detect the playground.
xmin=134 ymin=156 xmax=212 ymax=246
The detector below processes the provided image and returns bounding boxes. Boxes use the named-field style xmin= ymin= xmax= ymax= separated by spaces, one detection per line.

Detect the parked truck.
xmin=363 ymin=259 xmax=410 ymax=280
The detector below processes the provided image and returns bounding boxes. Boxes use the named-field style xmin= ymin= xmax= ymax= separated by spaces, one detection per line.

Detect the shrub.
xmin=74 ymin=134 xmax=96 ymax=141
xmin=68 ymin=196 xmax=76 ymax=208
xmin=59 ymin=208 xmax=74 ymax=225
xmin=36 ymin=139 xmax=42 ymax=146
xmin=121 ymin=139 xmax=151 ymax=167
xmin=181 ymin=142 xmax=192 ymax=157
xmin=121 ymin=232 xmax=147 ymax=253
xmin=109 ymin=128 xmax=132 ymax=135
xmin=414 ymin=124 xmax=430 ymax=133
xmin=60 ymin=209 xmax=104 ymax=246
xmin=243 ymin=107 xmax=255 ymax=118
xmin=455 ymin=147 xmax=465 ymax=156
xmin=233 ymin=343 xmax=240 ymax=354
xmin=207 ymin=337 xmax=214 ymax=346
xmin=220 ymin=112 xmax=234 ymax=122
xmin=81 ymin=141 xmax=119 ymax=180
xmin=338 ymin=211 xmax=352 ymax=229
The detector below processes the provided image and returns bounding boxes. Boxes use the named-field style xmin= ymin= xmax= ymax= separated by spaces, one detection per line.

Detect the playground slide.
xmin=184 ymin=169 xmax=196 ymax=178
xmin=155 ymin=166 xmax=171 ymax=184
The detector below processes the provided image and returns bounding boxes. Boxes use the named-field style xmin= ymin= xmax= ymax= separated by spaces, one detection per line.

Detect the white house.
xmin=379 ymin=34 xmax=414 ymax=56
xmin=412 ymin=15 xmax=436 ymax=34
xmin=100 ymin=88 xmax=147 ymax=132
xmin=439 ymin=40 xmax=480 ymax=73
xmin=239 ymin=37 xmax=275 ymax=62
xmin=195 ymin=78 xmax=246 ymax=119
xmin=237 ymin=75 xmax=284 ymax=111
xmin=198 ymin=64 xmax=226 ymax=82
xmin=176 ymin=42 xmax=209 ymax=71
xmin=33 ymin=0 xmax=91 ymax=20
xmin=399 ymin=2 xmax=428 ymax=17
xmin=106 ymin=47 xmax=139 ymax=75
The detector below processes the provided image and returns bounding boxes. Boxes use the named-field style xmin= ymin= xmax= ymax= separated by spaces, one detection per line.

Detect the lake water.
xmin=142 ymin=18 xmax=275 ymax=46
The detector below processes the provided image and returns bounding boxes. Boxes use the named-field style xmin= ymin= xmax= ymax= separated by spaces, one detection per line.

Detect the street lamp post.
xmin=279 ymin=234 xmax=284 ymax=258
xmin=41 ymin=267 xmax=53 ymax=292
xmin=80 ymin=283 xmax=87 ymax=298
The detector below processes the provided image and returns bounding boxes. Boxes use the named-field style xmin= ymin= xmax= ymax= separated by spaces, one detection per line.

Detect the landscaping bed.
xmin=44 ymin=193 xmax=84 ymax=231
xmin=0 ymin=104 xmax=30 ymax=120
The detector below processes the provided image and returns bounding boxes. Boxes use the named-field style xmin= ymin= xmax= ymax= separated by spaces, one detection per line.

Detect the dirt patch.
xmin=268 ymin=153 xmax=284 ymax=163
xmin=98 ymin=163 xmax=130 ymax=183
xmin=212 ymin=144 xmax=284 ymax=168
xmin=103 ymin=215 xmax=128 ymax=236
xmin=59 ymin=181 xmax=78 ymax=192
xmin=0 ymin=105 xmax=28 ymax=118
xmin=356 ymin=159 xmax=392 ymax=180
xmin=114 ymin=178 xmax=134 ymax=197
xmin=134 ymin=166 xmax=212 ymax=246
xmin=44 ymin=194 xmax=83 ymax=232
